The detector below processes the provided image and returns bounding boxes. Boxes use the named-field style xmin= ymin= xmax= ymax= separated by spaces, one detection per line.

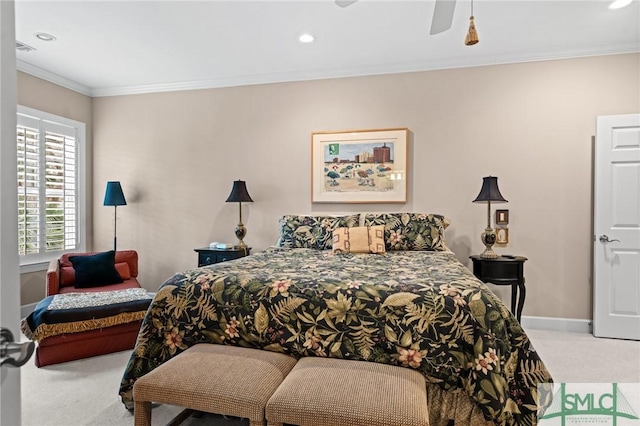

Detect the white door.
xmin=593 ymin=113 xmax=640 ymax=340
xmin=0 ymin=1 xmax=22 ymax=424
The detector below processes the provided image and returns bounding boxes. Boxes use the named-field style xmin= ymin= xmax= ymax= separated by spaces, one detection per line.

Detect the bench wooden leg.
xmin=134 ymin=400 xmax=152 ymax=426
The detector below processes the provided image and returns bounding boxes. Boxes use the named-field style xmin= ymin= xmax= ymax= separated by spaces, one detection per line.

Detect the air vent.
xmin=16 ymin=40 xmax=36 ymax=53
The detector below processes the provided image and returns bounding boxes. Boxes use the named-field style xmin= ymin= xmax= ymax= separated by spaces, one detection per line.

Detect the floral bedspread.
xmin=119 ymin=248 xmax=552 ymax=425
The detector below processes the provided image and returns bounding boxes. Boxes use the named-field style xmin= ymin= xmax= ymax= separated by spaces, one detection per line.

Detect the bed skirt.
xmin=426 ymin=384 xmax=495 ymax=426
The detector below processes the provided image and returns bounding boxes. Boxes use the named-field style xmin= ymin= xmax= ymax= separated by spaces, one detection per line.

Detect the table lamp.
xmin=103 ymin=181 xmax=127 ymax=251
xmin=473 ymin=176 xmax=507 ymax=258
xmin=226 ymin=180 xmax=253 ymax=249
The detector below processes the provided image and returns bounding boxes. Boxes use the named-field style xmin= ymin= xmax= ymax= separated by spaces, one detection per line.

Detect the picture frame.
xmin=496 ymin=227 xmax=509 ymax=244
xmin=496 ymin=209 xmax=509 ymax=225
xmin=311 ymin=128 xmax=408 ymax=203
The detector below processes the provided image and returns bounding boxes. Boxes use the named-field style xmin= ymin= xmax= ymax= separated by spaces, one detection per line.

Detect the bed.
xmin=119 ymin=213 xmax=553 ymax=426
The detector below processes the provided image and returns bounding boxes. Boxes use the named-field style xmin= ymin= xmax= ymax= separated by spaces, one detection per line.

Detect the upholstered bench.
xmin=133 ymin=344 xmax=298 ymax=426
xmin=266 ymin=357 xmax=430 ymax=426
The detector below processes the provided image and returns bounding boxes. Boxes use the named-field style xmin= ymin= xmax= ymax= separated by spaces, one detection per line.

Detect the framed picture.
xmin=311 ymin=128 xmax=408 ymax=203
xmin=496 ymin=227 xmax=509 ymax=244
xmin=496 ymin=209 xmax=509 ymax=225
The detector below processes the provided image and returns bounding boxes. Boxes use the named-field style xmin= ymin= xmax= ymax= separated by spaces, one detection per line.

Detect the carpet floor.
xmin=18 ymin=328 xmax=640 ymax=426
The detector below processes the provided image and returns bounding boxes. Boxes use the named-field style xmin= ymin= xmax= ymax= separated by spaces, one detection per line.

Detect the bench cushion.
xmin=133 ymin=344 xmax=297 ymax=424
xmin=266 ymin=357 xmax=430 ymax=426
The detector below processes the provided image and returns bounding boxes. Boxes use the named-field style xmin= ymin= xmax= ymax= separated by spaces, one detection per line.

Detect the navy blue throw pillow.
xmin=69 ymin=250 xmax=123 ymax=288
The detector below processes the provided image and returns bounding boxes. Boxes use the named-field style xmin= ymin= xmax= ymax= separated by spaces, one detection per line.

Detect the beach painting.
xmin=312 ymin=128 xmax=408 ymax=203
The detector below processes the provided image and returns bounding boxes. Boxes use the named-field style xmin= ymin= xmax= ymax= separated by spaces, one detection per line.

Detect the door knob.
xmin=599 ymin=235 xmax=621 ymax=243
xmin=0 ymin=328 xmax=35 ymax=368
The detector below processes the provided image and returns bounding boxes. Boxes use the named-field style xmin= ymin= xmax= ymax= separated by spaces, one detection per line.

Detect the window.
xmin=17 ymin=106 xmax=86 ymax=270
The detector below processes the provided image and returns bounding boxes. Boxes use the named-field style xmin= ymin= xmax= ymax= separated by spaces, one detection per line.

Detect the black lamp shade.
xmin=226 ymin=180 xmax=253 ymax=203
xmin=473 ymin=176 xmax=507 ymax=203
xmin=103 ymin=181 xmax=127 ymax=206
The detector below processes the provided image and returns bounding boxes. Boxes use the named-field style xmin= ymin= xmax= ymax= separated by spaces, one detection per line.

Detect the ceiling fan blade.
xmin=429 ymin=0 xmax=457 ymax=35
xmin=335 ymin=0 xmax=358 ymax=7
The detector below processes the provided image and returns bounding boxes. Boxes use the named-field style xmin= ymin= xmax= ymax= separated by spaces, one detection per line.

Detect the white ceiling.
xmin=15 ymin=0 xmax=640 ymax=97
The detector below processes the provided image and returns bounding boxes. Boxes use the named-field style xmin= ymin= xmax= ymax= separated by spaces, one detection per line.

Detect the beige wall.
xmin=17 ymin=72 xmax=93 ymax=305
xmin=19 ymin=53 xmax=639 ymax=321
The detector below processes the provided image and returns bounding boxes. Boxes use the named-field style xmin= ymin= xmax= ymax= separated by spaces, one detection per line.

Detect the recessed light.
xmin=609 ymin=0 xmax=632 ymax=9
xmin=34 ymin=32 xmax=56 ymax=42
xmin=299 ymin=34 xmax=315 ymax=43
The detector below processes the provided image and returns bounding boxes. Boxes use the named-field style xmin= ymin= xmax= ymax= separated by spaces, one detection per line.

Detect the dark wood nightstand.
xmin=469 ymin=255 xmax=528 ymax=322
xmin=194 ymin=247 xmax=251 ymax=267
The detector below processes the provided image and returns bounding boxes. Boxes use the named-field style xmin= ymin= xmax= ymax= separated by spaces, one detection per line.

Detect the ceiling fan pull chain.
xmin=465 ymin=0 xmax=479 ymax=46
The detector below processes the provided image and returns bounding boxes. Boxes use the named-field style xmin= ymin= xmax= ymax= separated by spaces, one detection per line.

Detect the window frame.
xmin=17 ymin=105 xmax=87 ymax=272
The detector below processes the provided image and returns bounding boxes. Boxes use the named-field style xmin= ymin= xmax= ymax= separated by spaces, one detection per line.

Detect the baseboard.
xmin=521 ymin=315 xmax=592 ymax=334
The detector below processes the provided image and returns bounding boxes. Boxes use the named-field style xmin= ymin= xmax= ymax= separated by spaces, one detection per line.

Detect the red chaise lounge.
xmin=25 ymin=250 xmax=151 ymax=367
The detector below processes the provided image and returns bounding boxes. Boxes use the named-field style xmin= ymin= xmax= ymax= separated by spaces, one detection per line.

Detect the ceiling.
xmin=15 ymin=0 xmax=640 ymax=97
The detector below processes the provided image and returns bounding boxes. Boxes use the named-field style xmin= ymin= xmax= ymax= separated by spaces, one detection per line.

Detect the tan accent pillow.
xmin=332 ymin=225 xmax=386 ymax=254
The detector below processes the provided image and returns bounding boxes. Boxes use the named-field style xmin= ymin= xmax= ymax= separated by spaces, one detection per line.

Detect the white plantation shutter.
xmin=17 ymin=123 xmax=40 ymax=256
xmin=17 ymin=106 xmax=86 ymax=267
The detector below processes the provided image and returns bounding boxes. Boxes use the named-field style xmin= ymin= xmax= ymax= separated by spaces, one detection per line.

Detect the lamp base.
xmin=480 ymin=227 xmax=499 ymax=259
xmin=235 ymin=223 xmax=247 ymax=250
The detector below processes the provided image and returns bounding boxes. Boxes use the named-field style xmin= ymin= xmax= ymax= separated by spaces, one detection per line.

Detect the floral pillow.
xmin=363 ymin=213 xmax=450 ymax=251
xmin=277 ymin=214 xmax=360 ymax=250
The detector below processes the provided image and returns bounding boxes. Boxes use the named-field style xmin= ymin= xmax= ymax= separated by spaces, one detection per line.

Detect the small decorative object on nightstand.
xmin=194 ymin=246 xmax=251 ymax=267
xmin=472 ymin=176 xmax=508 ymax=258
xmin=470 ymin=255 xmax=527 ymax=322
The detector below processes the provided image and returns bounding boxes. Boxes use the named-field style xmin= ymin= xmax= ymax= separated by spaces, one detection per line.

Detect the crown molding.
xmin=90 ymin=46 xmax=640 ymax=97
xmin=17 ymin=60 xmax=91 ymax=97
xmin=19 ymin=46 xmax=640 ymax=98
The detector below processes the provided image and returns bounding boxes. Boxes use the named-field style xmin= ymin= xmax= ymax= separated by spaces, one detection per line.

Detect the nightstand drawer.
xmin=194 ymin=247 xmax=251 ymax=267
xmin=215 ymin=252 xmax=238 ymax=263
xmin=198 ymin=252 xmax=216 ymax=267
xmin=477 ymin=261 xmax=521 ymax=283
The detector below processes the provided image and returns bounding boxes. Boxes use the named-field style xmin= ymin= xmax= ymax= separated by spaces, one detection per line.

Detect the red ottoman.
xmin=22 ymin=288 xmax=153 ymax=367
